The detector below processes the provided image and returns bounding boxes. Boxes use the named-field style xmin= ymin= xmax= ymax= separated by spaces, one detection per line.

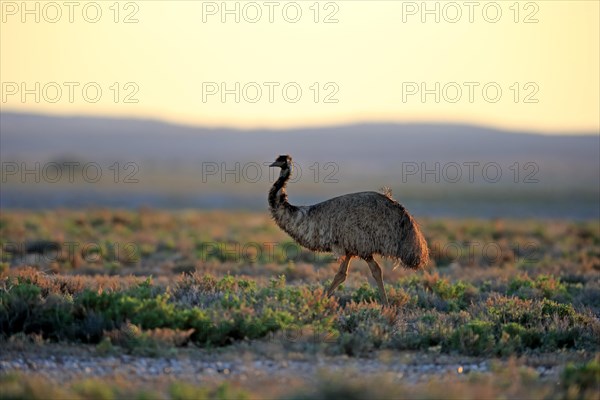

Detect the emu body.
xmin=268 ymin=155 xmax=429 ymax=306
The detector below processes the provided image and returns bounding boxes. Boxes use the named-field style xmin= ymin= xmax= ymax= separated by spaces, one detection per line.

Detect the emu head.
xmin=269 ymin=155 xmax=292 ymax=174
xmin=270 ymin=155 xmax=293 ymax=179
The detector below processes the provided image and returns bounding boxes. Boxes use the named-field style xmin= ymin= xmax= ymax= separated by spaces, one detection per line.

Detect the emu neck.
xmin=269 ymin=168 xmax=292 ymax=210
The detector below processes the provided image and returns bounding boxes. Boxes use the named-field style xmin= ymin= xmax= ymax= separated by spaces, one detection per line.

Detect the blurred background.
xmin=1 ymin=0 xmax=599 ymax=218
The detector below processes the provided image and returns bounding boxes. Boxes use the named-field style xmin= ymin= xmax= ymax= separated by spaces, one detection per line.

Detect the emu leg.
xmin=326 ymin=255 xmax=352 ymax=297
xmin=366 ymin=257 xmax=390 ymax=306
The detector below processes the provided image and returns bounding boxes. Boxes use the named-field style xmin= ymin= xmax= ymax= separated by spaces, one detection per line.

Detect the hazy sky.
xmin=1 ymin=0 xmax=598 ymax=133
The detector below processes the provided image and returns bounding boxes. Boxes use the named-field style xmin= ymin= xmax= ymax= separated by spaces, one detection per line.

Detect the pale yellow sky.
xmin=1 ymin=0 xmax=598 ymax=133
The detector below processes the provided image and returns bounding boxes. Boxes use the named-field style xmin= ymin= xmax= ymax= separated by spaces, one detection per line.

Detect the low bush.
xmin=1 ymin=269 xmax=598 ymax=357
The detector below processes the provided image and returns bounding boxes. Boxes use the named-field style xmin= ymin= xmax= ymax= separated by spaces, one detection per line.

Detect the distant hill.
xmin=1 ymin=111 xmax=598 ymax=218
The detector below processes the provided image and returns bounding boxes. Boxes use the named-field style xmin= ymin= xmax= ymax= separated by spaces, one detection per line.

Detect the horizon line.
xmin=2 ymin=109 xmax=599 ymax=137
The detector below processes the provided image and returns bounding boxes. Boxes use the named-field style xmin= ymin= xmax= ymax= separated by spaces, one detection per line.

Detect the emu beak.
xmin=269 ymin=161 xmax=280 ymax=167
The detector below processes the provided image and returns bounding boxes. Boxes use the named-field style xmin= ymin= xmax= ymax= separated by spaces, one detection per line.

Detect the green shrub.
xmin=509 ymin=274 xmax=570 ymax=302
xmin=446 ymin=319 xmax=495 ymax=355
xmin=334 ymin=304 xmax=400 ymax=355
xmin=562 ymin=357 xmax=600 ymax=396
xmin=390 ymin=312 xmax=452 ymax=351
xmin=0 ymin=282 xmax=76 ymax=340
xmin=351 ymin=283 xmax=379 ymax=303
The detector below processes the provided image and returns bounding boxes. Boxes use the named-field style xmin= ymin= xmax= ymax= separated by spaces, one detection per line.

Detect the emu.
xmin=268 ymin=155 xmax=429 ymax=306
